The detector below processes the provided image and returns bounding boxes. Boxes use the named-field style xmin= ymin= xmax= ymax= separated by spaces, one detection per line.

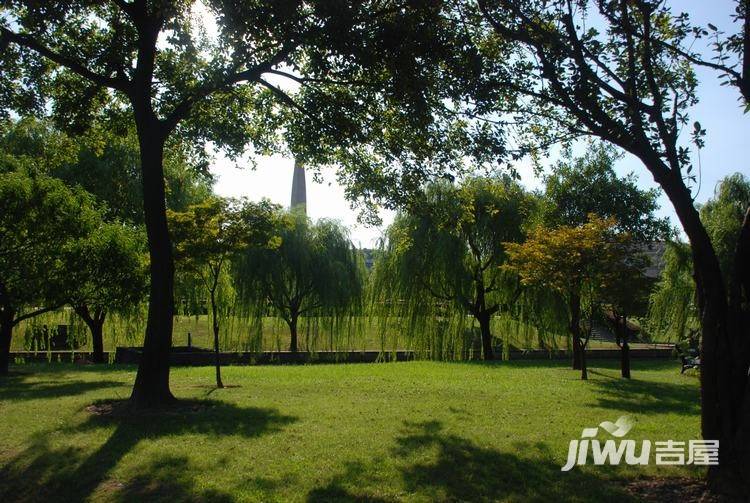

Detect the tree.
xmin=0 ymin=0 xmax=482 ymax=407
xmin=234 ymin=213 xmax=363 ymax=354
xmin=169 ymin=197 xmax=280 ymax=387
xmin=62 ymin=222 xmax=148 ymax=364
xmin=506 ymin=215 xmax=630 ymax=379
xmin=597 ymin=248 xmax=652 ymax=379
xmin=542 ymin=143 xmax=670 ymax=369
xmin=447 ymin=0 xmax=750 ymax=491
xmin=373 ymin=178 xmax=531 ymax=360
xmin=1 ymin=1 xmax=477 ymax=407
xmin=653 ymin=0 xmax=749 ymax=107
xmin=0 ymin=171 xmax=101 ymax=374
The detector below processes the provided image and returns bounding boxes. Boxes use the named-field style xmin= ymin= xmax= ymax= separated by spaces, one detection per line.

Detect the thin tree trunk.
xmin=580 ymin=342 xmax=588 ymax=380
xmin=129 ymin=118 xmax=176 ymax=408
xmin=91 ymin=318 xmax=105 ymax=364
xmin=211 ymin=288 xmax=223 ymax=389
xmin=618 ymin=316 xmax=631 ymax=379
xmin=75 ymin=306 xmax=106 ymax=364
xmin=570 ymin=291 xmax=582 ymax=370
xmin=620 ymin=339 xmax=631 ymax=379
xmin=573 ymin=335 xmax=581 ymax=370
xmin=288 ymin=314 xmax=299 ymax=353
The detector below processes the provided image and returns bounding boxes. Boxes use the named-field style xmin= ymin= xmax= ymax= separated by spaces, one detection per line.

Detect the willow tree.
xmin=372 ymin=178 xmax=532 ymax=360
xmin=169 ymin=197 xmax=280 ymax=387
xmin=62 ymin=222 xmax=148 ymax=363
xmin=1 ymin=1 xmax=476 ymax=407
xmin=233 ymin=213 xmax=363 ymax=353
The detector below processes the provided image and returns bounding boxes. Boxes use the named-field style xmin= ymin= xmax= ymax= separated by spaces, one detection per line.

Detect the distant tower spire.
xmin=290 ymin=159 xmax=307 ymax=215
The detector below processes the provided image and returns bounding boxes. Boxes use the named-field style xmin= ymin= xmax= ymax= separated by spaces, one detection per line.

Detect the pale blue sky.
xmin=212 ymin=0 xmax=749 ymax=247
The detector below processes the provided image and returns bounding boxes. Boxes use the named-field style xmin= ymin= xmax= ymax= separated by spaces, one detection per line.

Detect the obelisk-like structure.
xmin=290 ymin=159 xmax=307 ymax=215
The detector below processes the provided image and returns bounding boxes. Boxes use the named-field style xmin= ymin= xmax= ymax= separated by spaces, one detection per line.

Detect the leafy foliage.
xmin=0 ymin=117 xmax=212 ymax=224
xmin=699 ymin=173 xmax=750 ymax=283
xmin=0 ymin=171 xmax=102 ymax=317
xmin=543 ymin=143 xmax=671 ymax=241
xmin=62 ymin=222 xmax=148 ymax=316
xmin=646 ymin=241 xmax=699 ymax=343
xmin=647 ymin=173 xmax=750 ymax=342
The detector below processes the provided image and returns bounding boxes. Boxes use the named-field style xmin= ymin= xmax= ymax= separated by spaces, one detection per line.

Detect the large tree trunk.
xmin=91 ymin=319 xmax=105 ymax=364
xmin=211 ymin=288 xmax=223 ymax=389
xmin=649 ymin=166 xmax=746 ymax=493
xmin=477 ymin=311 xmax=494 ymax=360
xmin=129 ymin=118 xmax=176 ymax=408
xmin=0 ymin=309 xmax=13 ymax=375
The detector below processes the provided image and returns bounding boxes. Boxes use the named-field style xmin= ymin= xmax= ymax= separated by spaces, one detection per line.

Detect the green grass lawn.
xmin=0 ymin=360 xmax=701 ymax=502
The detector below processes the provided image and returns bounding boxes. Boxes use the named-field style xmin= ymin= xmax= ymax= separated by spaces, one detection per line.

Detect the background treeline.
xmin=5 ymin=118 xmax=746 ymax=376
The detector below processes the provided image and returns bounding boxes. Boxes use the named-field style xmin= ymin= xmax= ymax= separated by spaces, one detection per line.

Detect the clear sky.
xmin=212 ymin=0 xmax=749 ymax=248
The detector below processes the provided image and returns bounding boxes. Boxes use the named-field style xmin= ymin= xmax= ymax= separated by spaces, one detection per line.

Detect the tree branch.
xmin=1 ymin=27 xmax=130 ymax=92
xmin=13 ymin=305 xmax=63 ymax=326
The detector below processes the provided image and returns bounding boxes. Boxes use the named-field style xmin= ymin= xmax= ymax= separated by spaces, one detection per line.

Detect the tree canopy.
xmin=543 ymin=144 xmax=671 ymax=241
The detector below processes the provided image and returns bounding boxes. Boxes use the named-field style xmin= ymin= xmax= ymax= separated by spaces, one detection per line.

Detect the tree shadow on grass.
xmin=106 ymin=455 xmax=234 ymax=502
xmin=393 ymin=420 xmax=634 ymax=502
xmin=308 ymin=420 xmax=635 ymax=502
xmin=0 ymin=375 xmax=125 ymax=402
xmin=0 ymin=399 xmax=297 ymax=503
xmin=307 ymin=460 xmax=395 ymax=502
xmin=588 ymin=370 xmax=700 ymax=416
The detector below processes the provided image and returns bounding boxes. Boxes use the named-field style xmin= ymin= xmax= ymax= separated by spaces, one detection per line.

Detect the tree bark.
xmin=288 ymin=314 xmax=299 ymax=353
xmin=580 ymin=340 xmax=588 ymax=380
xmin=211 ymin=288 xmax=223 ymax=389
xmin=616 ymin=316 xmax=631 ymax=379
xmin=620 ymin=336 xmax=631 ymax=379
xmin=645 ymin=165 xmax=745 ymax=492
xmin=75 ymin=305 xmax=106 ymax=364
xmin=0 ymin=309 xmax=13 ymax=375
xmin=91 ymin=319 xmax=105 ymax=364
xmin=129 ymin=117 xmax=176 ymax=408
xmin=477 ymin=311 xmax=494 ymax=360
xmin=569 ymin=290 xmax=582 ymax=370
